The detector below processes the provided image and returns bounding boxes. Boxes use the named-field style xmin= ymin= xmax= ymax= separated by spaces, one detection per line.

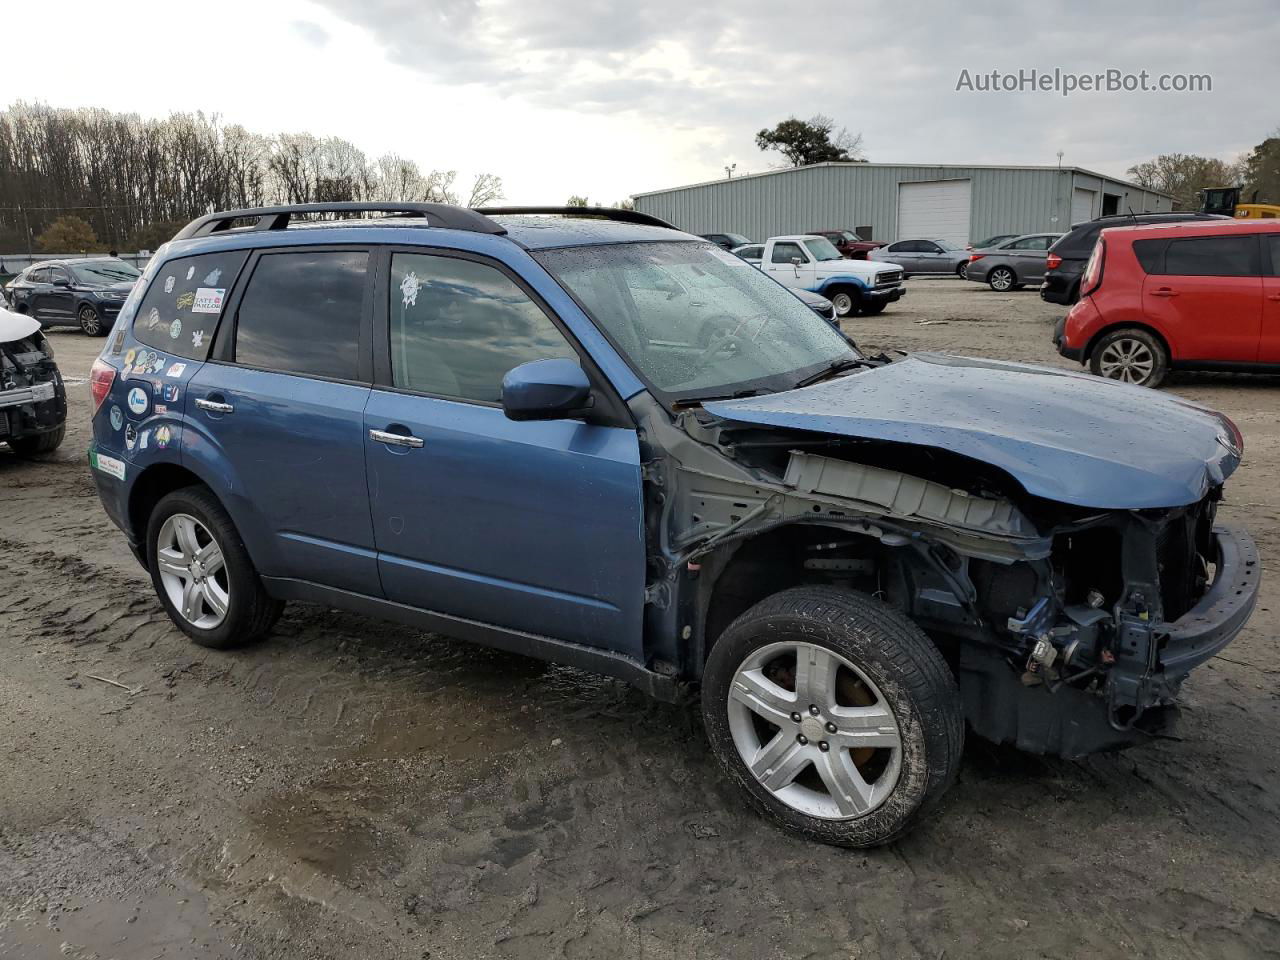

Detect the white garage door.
xmin=1072 ymin=187 xmax=1096 ymax=225
xmin=897 ymin=179 xmax=972 ymax=246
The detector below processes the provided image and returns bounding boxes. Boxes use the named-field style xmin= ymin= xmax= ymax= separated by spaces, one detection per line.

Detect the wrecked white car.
xmin=1 ymin=308 xmax=66 ymax=456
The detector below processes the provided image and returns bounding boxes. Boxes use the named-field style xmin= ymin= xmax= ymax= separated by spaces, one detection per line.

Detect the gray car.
xmin=879 ymin=238 xmax=970 ymax=277
xmin=963 ymin=233 xmax=1065 ymax=291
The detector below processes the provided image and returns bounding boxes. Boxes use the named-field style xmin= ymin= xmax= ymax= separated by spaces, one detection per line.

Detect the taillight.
xmin=1080 ymin=239 xmax=1105 ymax=297
xmin=1046 ymin=253 xmax=1062 ymax=270
xmin=90 ymin=359 xmax=115 ymax=414
xmin=968 ymin=254 xmax=985 ymax=263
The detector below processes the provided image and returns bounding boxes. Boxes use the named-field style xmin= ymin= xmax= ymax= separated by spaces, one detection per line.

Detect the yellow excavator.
xmin=1201 ymin=186 xmax=1280 ymax=219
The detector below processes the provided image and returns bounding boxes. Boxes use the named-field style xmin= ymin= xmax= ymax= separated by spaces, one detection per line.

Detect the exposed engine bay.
xmin=0 ymin=309 xmax=67 ymax=452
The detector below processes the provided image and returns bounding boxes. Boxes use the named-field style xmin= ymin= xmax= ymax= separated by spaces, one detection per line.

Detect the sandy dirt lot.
xmin=2 ymin=278 xmax=1278 ymax=959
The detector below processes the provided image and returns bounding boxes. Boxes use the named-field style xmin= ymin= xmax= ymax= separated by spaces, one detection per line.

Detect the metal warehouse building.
xmin=633 ymin=163 xmax=1173 ymax=247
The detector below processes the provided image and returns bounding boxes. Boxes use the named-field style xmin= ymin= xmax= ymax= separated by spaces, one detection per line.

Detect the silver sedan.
xmin=962 ymin=233 xmax=1065 ymax=291
xmin=878 ymin=238 xmax=970 ymax=277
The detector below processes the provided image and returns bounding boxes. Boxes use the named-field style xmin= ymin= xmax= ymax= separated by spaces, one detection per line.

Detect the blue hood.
xmin=703 ymin=353 xmax=1241 ymax=509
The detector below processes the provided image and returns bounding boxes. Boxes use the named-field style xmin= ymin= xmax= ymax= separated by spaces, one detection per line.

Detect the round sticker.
xmin=125 ymin=423 xmax=137 ymax=451
xmin=109 ymin=405 xmax=123 ymax=431
xmin=127 ymin=386 xmax=149 ymax=416
xmin=169 ymin=319 xmax=182 ymax=339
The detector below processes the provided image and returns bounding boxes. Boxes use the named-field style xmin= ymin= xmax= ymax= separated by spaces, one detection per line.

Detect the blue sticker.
xmin=163 ymin=384 xmax=180 ymax=403
xmin=127 ymin=386 xmax=149 ymax=416
xmin=109 ymin=405 xmax=123 ymax=431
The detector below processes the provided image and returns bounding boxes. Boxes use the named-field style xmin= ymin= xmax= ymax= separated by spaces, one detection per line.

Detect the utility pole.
xmin=725 ymin=163 xmax=737 ymax=179
xmin=18 ymin=204 xmax=31 ymax=256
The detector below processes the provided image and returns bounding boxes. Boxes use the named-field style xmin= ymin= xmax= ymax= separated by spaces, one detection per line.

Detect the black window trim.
xmin=370 ymin=244 xmax=634 ymax=429
xmin=209 ymin=244 xmax=377 ymax=387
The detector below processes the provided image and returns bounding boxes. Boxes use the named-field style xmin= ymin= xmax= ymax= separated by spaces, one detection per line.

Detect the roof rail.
xmin=172 ymin=202 xmax=507 ymax=241
xmin=476 ymin=206 xmax=677 ymax=230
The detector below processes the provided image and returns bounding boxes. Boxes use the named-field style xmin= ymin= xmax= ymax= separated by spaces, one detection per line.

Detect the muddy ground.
xmin=2 ymin=278 xmax=1278 ymax=959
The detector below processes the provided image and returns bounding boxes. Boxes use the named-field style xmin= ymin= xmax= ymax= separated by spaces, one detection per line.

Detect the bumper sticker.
xmin=163 ymin=384 xmax=180 ymax=403
xmin=126 ymin=386 xmax=149 ymax=416
xmin=192 ymin=288 xmax=225 ymax=314
xmin=91 ymin=451 xmax=126 ymax=481
xmin=109 ymin=405 xmax=123 ymax=431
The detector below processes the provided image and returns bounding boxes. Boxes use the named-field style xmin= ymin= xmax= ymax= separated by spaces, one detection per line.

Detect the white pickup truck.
xmin=748 ymin=235 xmax=905 ymax=317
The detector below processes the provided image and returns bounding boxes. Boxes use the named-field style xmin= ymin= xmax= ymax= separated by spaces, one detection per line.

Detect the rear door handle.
xmin=1149 ymin=288 xmax=1179 ymax=298
xmin=1268 ymin=293 xmax=1280 ymax=301
xmin=195 ymin=398 xmax=234 ymax=414
xmin=370 ymin=428 xmax=424 ymax=448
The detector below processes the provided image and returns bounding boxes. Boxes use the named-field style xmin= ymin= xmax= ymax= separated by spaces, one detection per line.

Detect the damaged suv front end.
xmin=1 ymin=309 xmax=67 ymax=457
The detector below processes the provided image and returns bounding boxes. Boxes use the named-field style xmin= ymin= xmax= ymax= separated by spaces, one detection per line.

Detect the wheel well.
xmin=14 ymin=303 xmax=29 ymax=314
xmin=128 ymin=464 xmax=207 ymax=553
xmin=1083 ymin=322 xmax=1171 ymax=364
xmin=823 ymin=283 xmax=861 ymax=300
xmin=702 ymin=524 xmax=885 ymax=661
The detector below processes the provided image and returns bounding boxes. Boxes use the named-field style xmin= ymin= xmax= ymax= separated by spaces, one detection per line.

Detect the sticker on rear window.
xmin=192 ymin=288 xmax=225 ymax=314
xmin=192 ymin=331 xmax=204 ymax=350
xmin=204 ymin=268 xmax=222 ymax=285
xmin=164 ymin=276 xmax=175 ymax=294
xmin=176 ymin=292 xmax=195 ymax=310
xmin=401 ymin=272 xmax=421 ymax=308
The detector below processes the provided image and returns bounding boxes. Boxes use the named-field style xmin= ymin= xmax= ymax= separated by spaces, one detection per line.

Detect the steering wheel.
xmin=692 ymin=330 xmax=745 ymax=373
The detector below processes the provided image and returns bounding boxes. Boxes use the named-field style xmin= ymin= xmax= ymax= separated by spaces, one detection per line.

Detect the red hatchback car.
xmin=1055 ymin=220 xmax=1280 ymax=387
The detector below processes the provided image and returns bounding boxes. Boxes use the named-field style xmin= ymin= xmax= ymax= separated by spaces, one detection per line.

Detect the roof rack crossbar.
xmin=173 ymin=202 xmax=508 ymax=241
xmin=475 ymin=206 xmax=676 ymax=230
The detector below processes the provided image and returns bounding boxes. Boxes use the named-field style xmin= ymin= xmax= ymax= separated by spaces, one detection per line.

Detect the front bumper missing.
xmin=960 ymin=525 xmax=1260 ymax=758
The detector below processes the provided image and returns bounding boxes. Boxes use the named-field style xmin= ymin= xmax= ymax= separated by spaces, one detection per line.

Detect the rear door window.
xmin=133 ymin=250 xmax=249 ymax=360
xmin=233 ymin=250 xmax=369 ymax=381
xmin=1268 ymin=235 xmax=1280 ymax=275
xmin=1161 ymin=236 xmax=1258 ymax=277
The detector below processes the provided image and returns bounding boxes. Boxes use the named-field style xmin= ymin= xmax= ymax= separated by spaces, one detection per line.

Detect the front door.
xmin=187 ymin=247 xmax=380 ymax=596
xmin=365 ymin=250 xmax=646 ymax=658
xmin=769 ymin=240 xmax=815 ymax=292
xmin=43 ymin=266 xmax=77 ymax=321
xmin=1143 ymin=233 xmax=1262 ymax=363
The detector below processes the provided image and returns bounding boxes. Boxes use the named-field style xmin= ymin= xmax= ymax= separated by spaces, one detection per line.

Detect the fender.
xmin=814 ymin=274 xmax=871 ymax=295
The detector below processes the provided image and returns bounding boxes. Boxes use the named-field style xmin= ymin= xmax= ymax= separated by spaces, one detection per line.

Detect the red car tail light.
xmin=968 ymin=254 xmax=985 ymax=263
xmin=1080 ymin=239 xmax=1105 ymax=297
xmin=1046 ymin=252 xmax=1062 ymax=270
xmin=90 ymin=359 xmax=116 ymax=414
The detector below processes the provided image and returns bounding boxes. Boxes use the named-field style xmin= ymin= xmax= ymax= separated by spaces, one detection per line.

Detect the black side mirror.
xmin=52 ymin=277 xmax=70 ymax=287
xmin=501 ymin=358 xmax=593 ymax=422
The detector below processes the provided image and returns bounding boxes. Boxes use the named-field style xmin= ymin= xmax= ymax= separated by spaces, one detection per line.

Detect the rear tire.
xmin=1089 ymin=327 xmax=1168 ymax=388
xmin=987 ymin=267 xmax=1016 ymax=291
xmin=146 ymin=486 xmax=283 ymax=649
xmin=7 ymin=424 xmax=65 ymax=456
xmin=701 ymin=585 xmax=964 ymax=847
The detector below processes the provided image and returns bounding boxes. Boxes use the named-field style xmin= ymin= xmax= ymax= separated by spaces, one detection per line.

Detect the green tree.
xmin=1125 ymin=153 xmax=1243 ymax=210
xmin=566 ymin=195 xmax=589 ymax=207
xmin=1240 ymin=134 xmax=1280 ymax=203
xmin=36 ymin=215 xmax=99 ymax=252
xmin=124 ymin=219 xmax=188 ymax=252
xmin=755 ymin=115 xmax=864 ymax=167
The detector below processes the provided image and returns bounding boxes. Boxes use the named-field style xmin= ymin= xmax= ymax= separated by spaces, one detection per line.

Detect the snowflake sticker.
xmin=164 ymin=275 xmax=175 ymax=294
xmin=400 ymin=271 xmax=421 ymax=308
xmin=186 ymin=266 xmax=195 ymax=280
xmin=203 ymin=268 xmax=222 ymax=285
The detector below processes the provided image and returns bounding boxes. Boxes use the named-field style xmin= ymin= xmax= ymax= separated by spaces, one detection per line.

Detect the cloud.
xmin=290 ymin=19 xmax=330 ymax=47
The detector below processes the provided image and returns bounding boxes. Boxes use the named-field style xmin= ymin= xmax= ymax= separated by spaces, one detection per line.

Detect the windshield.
xmin=802 ymin=237 xmax=844 ymax=261
xmin=536 ymin=241 xmax=855 ymax=402
xmin=841 ymin=231 xmax=861 ymax=243
xmin=72 ymin=261 xmax=140 ymax=284
xmin=934 ymin=239 xmax=959 ymax=251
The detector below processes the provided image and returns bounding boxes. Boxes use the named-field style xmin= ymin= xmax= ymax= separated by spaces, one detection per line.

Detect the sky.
xmin=1 ymin=0 xmax=1276 ymax=204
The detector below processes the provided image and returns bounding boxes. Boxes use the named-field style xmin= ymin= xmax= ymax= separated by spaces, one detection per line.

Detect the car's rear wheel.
xmin=828 ymin=290 xmax=858 ymax=317
xmin=6 ymin=424 xmax=65 ymax=457
xmin=146 ymin=486 xmax=283 ymax=649
xmin=987 ymin=267 xmax=1016 ymax=291
xmin=1090 ymin=327 xmax=1168 ymax=387
xmin=78 ymin=304 xmax=105 ymax=336
xmin=701 ymin=585 xmax=964 ymax=847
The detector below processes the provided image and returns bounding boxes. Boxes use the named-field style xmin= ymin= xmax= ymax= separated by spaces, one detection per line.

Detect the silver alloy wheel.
xmin=79 ymin=305 xmax=100 ymax=335
xmin=956 ymin=261 xmax=968 ymax=277
xmin=829 ymin=292 xmax=855 ymax=316
xmin=727 ymin=641 xmax=902 ymax=819
xmin=989 ymin=268 xmax=1014 ymax=291
xmin=1097 ymin=337 xmax=1156 ymax=384
xmin=155 ymin=513 xmax=230 ymax=629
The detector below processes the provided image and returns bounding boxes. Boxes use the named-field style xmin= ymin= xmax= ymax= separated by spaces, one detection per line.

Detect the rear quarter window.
xmin=1132 ymin=239 xmax=1167 ymax=274
xmin=133 ymin=250 xmax=249 ymax=360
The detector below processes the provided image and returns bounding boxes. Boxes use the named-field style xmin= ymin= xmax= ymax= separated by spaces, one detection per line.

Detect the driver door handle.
xmin=1149 ymin=287 xmax=1179 ymax=298
xmin=370 ymin=428 xmax=424 ymax=448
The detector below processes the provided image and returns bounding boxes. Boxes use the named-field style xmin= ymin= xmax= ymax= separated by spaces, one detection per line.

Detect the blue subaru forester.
xmin=90 ymin=203 xmax=1259 ymax=846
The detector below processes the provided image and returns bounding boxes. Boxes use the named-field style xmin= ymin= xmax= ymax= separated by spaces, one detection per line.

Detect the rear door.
xmin=363 ymin=248 xmax=645 ymax=657
xmin=1004 ymin=235 xmax=1055 ymax=282
xmin=24 ymin=268 xmax=53 ymax=319
xmin=1141 ymin=233 xmax=1262 ymax=363
xmin=881 ymin=241 xmax=920 ymax=272
xmin=187 ymin=247 xmax=381 ymax=596
xmin=1260 ymin=234 xmax=1280 ymax=363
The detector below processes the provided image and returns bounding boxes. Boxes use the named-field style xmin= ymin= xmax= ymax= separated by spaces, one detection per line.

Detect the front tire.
xmin=859 ymin=301 xmax=888 ymax=316
xmin=701 ymin=586 xmax=964 ymax=847
xmin=828 ymin=290 xmax=858 ymax=318
xmin=1090 ymin=327 xmax=1168 ymax=387
xmin=955 ymin=261 xmax=968 ymax=278
xmin=146 ymin=486 xmax=282 ymax=649
xmin=987 ymin=267 xmax=1016 ymax=292
xmin=6 ymin=424 xmax=65 ymax=456
xmin=78 ymin=304 xmax=105 ymax=336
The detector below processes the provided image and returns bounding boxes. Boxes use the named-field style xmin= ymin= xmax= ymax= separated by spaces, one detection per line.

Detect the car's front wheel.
xmin=78 ymin=304 xmax=105 ymax=336
xmin=1090 ymin=327 xmax=1168 ymax=387
xmin=987 ymin=267 xmax=1016 ymax=291
xmin=701 ymin=586 xmax=964 ymax=847
xmin=828 ymin=290 xmax=858 ymax=317
xmin=859 ymin=301 xmax=888 ymax=315
xmin=147 ymin=486 xmax=283 ymax=649
xmin=955 ymin=261 xmax=968 ymax=278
